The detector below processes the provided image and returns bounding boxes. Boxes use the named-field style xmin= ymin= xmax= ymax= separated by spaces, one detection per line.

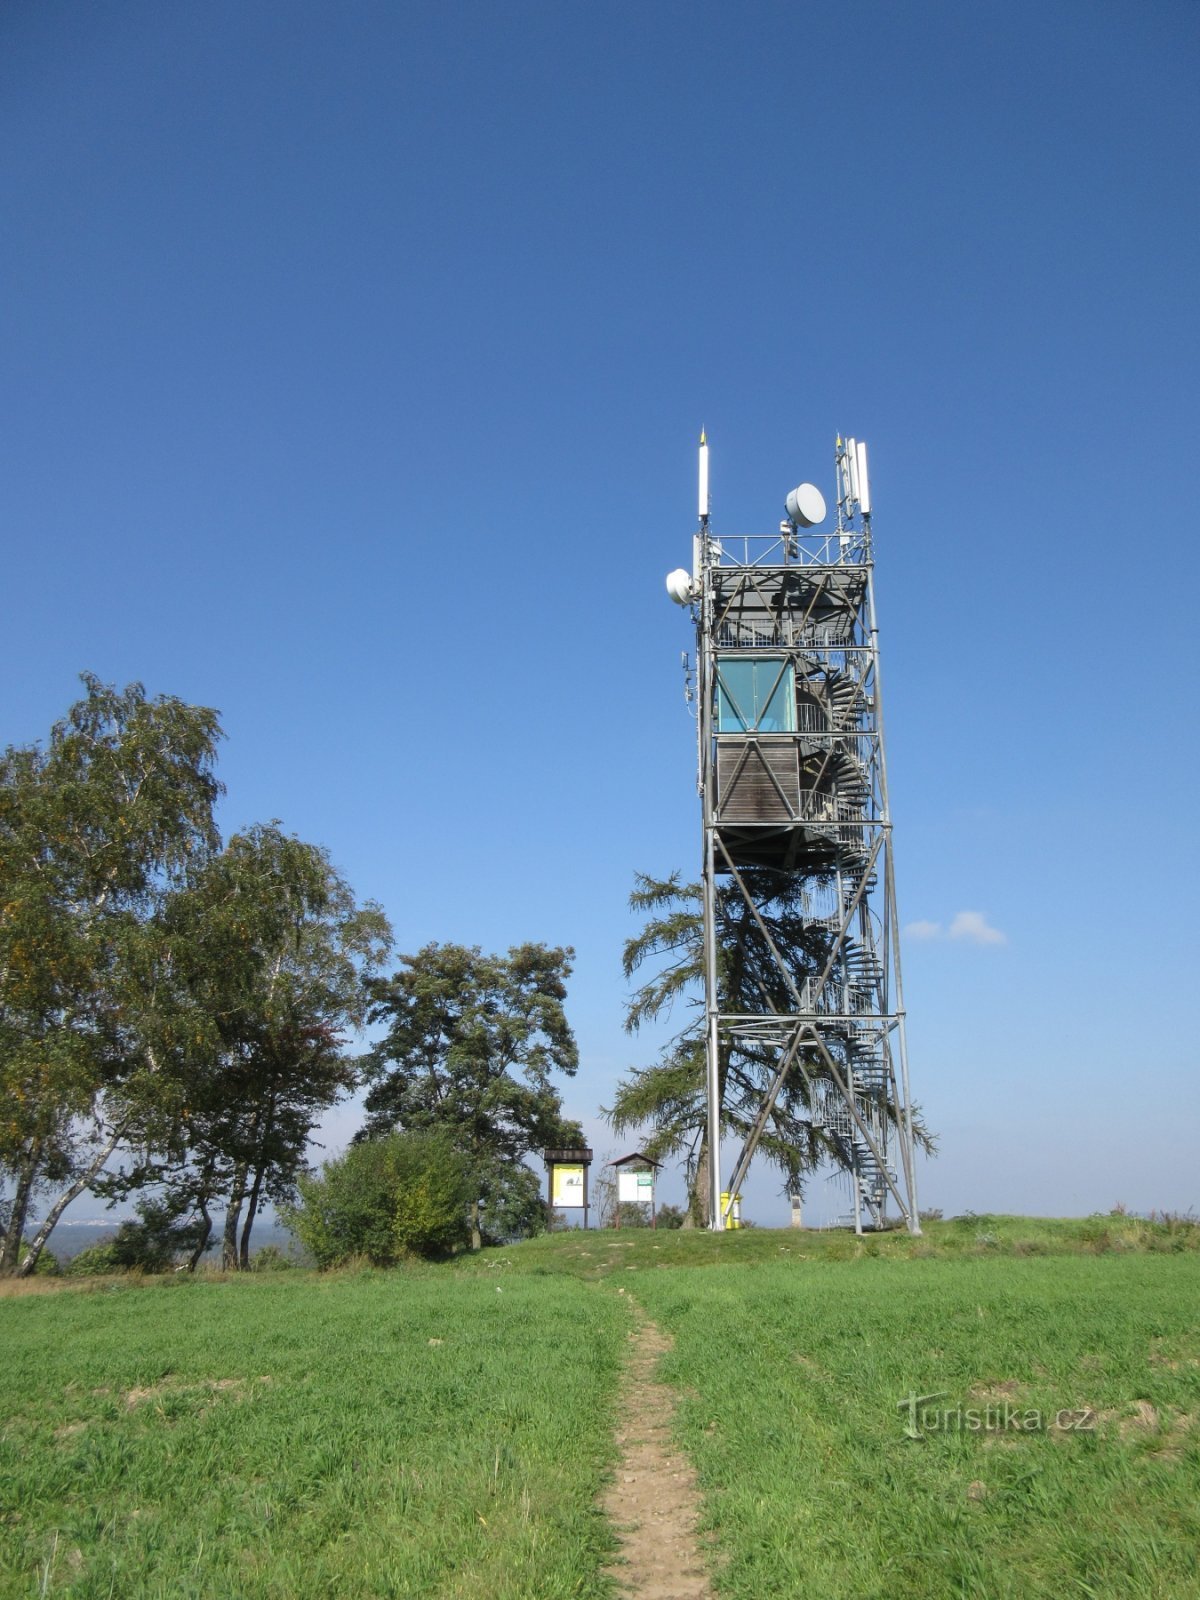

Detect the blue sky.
xmin=3 ymin=1 xmax=1197 ymax=1224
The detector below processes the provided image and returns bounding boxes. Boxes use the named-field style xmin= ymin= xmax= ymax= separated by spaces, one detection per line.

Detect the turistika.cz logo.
xmin=897 ymin=1391 xmax=1096 ymax=1440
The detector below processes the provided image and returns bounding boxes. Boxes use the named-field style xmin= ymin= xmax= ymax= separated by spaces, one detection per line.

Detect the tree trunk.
xmin=187 ymin=1201 xmax=213 ymax=1272
xmin=0 ymin=1147 xmax=40 ymax=1276
xmin=222 ymin=1163 xmax=248 ymax=1271
xmin=16 ymin=1123 xmax=126 ymax=1277
xmin=470 ymin=1196 xmax=482 ymax=1252
xmin=687 ymin=1137 xmax=711 ymax=1230
xmin=239 ymin=1163 xmax=266 ymax=1268
xmin=239 ymin=1094 xmax=275 ymax=1269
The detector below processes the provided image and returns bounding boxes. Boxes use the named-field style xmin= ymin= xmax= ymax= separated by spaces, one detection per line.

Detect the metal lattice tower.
xmin=668 ymin=435 xmax=921 ymax=1233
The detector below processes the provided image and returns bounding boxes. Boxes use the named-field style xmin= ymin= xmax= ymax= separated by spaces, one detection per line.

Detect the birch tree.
xmin=101 ymin=824 xmax=391 ymax=1269
xmin=0 ymin=675 xmax=222 ymax=1275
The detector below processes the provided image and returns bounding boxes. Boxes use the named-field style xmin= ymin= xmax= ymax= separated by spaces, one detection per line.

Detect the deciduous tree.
xmin=100 ymin=824 xmax=392 ymax=1269
xmin=1 ymin=675 xmax=222 ymax=1275
xmin=359 ymin=942 xmax=580 ymax=1248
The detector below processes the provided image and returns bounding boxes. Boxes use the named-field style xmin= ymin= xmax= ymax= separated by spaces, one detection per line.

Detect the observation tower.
xmin=665 ymin=435 xmax=921 ymax=1233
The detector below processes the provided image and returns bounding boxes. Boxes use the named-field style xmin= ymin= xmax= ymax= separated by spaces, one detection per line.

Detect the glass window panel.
xmin=758 ymin=661 xmax=795 ymax=732
xmin=715 ymin=658 xmax=795 ymax=732
xmin=717 ymin=659 xmax=756 ymax=731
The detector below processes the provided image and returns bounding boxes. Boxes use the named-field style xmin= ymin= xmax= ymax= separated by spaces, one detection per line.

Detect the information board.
xmin=618 ymin=1170 xmax=654 ymax=1203
xmin=551 ymin=1164 xmax=585 ymax=1207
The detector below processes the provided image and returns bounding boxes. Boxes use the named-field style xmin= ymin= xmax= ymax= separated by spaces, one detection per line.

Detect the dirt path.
xmin=603 ymin=1308 xmax=713 ymax=1600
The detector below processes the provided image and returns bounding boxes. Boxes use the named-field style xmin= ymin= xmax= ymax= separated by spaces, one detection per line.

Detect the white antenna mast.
xmin=694 ymin=428 xmax=709 ymax=582
xmin=856 ymin=439 xmax=871 ymax=517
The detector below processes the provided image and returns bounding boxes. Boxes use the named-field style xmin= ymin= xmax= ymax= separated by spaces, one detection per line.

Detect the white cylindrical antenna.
xmin=698 ymin=429 xmax=709 ymax=522
xmin=666 ymin=568 xmax=693 ymax=605
xmin=846 ymin=437 xmax=860 ymax=504
xmin=784 ymin=484 xmax=827 ymax=527
xmin=855 ymin=439 xmax=871 ymax=516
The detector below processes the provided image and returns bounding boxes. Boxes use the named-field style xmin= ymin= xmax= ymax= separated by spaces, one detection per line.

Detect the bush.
xmin=66 ymin=1239 xmax=124 ymax=1276
xmin=282 ymin=1130 xmax=472 ymax=1268
xmin=64 ymin=1198 xmax=209 ymax=1276
xmin=250 ymin=1244 xmax=297 ymax=1271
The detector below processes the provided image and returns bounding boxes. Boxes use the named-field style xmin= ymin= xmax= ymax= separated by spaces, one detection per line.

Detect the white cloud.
xmin=947 ymin=910 xmax=1007 ymax=946
xmin=905 ymin=911 xmax=1008 ymax=947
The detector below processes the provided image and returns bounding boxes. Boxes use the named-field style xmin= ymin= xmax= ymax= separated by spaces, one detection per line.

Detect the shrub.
xmin=250 ymin=1244 xmax=297 ymax=1271
xmin=393 ymin=1161 xmax=471 ymax=1256
xmin=64 ymin=1199 xmax=210 ymax=1276
xmin=66 ymin=1239 xmax=124 ymax=1276
xmin=615 ymin=1202 xmax=651 ymax=1230
xmin=282 ymin=1130 xmax=472 ymax=1268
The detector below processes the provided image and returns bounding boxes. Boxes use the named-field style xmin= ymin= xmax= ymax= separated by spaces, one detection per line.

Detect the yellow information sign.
xmin=551 ymin=1163 xmax=585 ymax=1207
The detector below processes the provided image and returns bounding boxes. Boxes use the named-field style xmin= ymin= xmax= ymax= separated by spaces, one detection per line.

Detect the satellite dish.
xmin=785 ymin=484 xmax=827 ymax=528
xmin=665 ymin=568 xmax=693 ymax=605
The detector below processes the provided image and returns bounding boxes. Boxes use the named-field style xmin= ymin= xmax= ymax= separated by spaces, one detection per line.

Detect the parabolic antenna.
xmin=665 ymin=568 xmax=694 ymax=605
xmin=784 ymin=484 xmax=827 ymax=528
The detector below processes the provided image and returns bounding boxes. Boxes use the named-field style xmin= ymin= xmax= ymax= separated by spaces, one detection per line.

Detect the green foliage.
xmin=1 ymin=679 xmax=391 ymax=1278
xmin=475 ymin=1158 xmax=549 ymax=1246
xmin=64 ymin=1197 xmax=207 ymax=1276
xmin=607 ymin=871 xmax=828 ymax=1210
xmin=1 ymin=674 xmax=224 ymax=1274
xmin=111 ymin=1197 xmax=209 ymax=1272
xmin=655 ymin=1202 xmax=687 ymax=1230
xmin=392 ymin=1140 xmax=473 ymax=1258
xmin=249 ymin=1244 xmax=297 ymax=1271
xmin=66 ymin=1238 xmax=125 ymax=1276
xmin=126 ymin=821 xmax=392 ymax=1269
xmin=360 ymin=942 xmax=580 ymax=1244
xmin=283 ymin=1131 xmax=471 ymax=1267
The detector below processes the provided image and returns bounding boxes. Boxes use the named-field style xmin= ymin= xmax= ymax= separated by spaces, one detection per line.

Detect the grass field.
xmin=0 ymin=1270 xmax=629 ymax=1599
xmin=2 ymin=1218 xmax=1199 ymax=1598
xmin=631 ymin=1254 xmax=1200 ymax=1599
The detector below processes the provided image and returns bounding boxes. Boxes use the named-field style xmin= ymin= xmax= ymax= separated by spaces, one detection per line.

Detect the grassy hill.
xmin=1 ymin=1218 xmax=1197 ymax=1598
